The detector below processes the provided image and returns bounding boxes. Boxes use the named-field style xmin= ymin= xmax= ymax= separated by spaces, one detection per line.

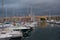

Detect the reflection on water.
xmin=26 ymin=22 xmax=60 ymax=40
xmin=38 ymin=22 xmax=47 ymax=28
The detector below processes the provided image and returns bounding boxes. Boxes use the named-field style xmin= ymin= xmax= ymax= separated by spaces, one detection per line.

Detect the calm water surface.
xmin=26 ymin=22 xmax=60 ymax=40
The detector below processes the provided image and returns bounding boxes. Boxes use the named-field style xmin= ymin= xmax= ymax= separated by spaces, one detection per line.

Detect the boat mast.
xmin=30 ymin=6 xmax=33 ymax=21
xmin=12 ymin=8 xmax=16 ymax=26
xmin=2 ymin=0 xmax=4 ymax=23
xmin=30 ymin=6 xmax=35 ymax=22
xmin=5 ymin=5 xmax=7 ymax=22
xmin=49 ymin=9 xmax=51 ymax=21
xmin=12 ymin=8 xmax=15 ymax=21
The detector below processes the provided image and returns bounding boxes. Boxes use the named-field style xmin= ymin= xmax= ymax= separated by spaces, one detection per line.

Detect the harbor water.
xmin=25 ymin=22 xmax=60 ymax=40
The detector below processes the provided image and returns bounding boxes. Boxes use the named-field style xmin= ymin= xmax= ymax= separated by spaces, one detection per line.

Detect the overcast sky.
xmin=0 ymin=0 xmax=60 ymax=16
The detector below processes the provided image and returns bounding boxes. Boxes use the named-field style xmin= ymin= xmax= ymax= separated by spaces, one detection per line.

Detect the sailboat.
xmin=0 ymin=0 xmax=34 ymax=40
xmin=0 ymin=0 xmax=22 ymax=40
xmin=6 ymin=8 xmax=31 ymax=31
xmin=24 ymin=6 xmax=38 ymax=28
xmin=46 ymin=10 xmax=55 ymax=24
xmin=3 ymin=6 xmax=14 ymax=28
xmin=54 ymin=17 xmax=60 ymax=25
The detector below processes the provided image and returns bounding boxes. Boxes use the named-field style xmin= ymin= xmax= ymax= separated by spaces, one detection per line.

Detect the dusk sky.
xmin=0 ymin=0 xmax=60 ymax=17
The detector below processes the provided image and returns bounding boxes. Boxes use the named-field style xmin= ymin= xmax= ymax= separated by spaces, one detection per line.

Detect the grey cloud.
xmin=0 ymin=0 xmax=60 ymax=16
xmin=0 ymin=0 xmax=60 ymax=8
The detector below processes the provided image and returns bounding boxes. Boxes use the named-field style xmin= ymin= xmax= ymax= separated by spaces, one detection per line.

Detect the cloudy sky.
xmin=0 ymin=0 xmax=60 ymax=17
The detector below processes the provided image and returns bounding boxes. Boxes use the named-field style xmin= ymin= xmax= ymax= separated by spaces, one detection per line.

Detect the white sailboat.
xmin=55 ymin=21 xmax=60 ymax=25
xmin=6 ymin=7 xmax=31 ymax=31
xmin=0 ymin=0 xmax=23 ymax=40
xmin=47 ymin=10 xmax=55 ymax=24
xmin=54 ymin=19 xmax=60 ymax=25
xmin=47 ymin=11 xmax=60 ymax=24
xmin=24 ymin=6 xmax=38 ymax=28
xmin=3 ymin=6 xmax=13 ymax=27
xmin=0 ymin=30 xmax=23 ymax=40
